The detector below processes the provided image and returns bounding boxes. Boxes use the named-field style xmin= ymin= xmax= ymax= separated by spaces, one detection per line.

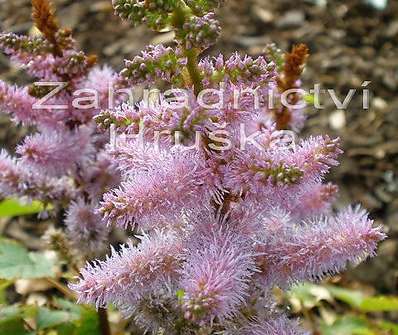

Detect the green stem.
xmin=184 ymin=48 xmax=203 ymax=95
xmin=172 ymin=4 xmax=203 ymax=96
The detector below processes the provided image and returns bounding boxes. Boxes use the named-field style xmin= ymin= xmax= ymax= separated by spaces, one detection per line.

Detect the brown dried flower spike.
xmin=31 ymin=0 xmax=62 ymax=56
xmin=275 ymin=43 xmax=309 ymax=130
xmin=280 ymin=43 xmax=309 ymax=91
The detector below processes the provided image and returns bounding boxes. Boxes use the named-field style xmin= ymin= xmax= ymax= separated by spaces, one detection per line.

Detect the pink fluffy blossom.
xmin=17 ymin=126 xmax=94 ymax=176
xmin=181 ymin=230 xmax=255 ymax=322
xmin=70 ymin=230 xmax=183 ymax=309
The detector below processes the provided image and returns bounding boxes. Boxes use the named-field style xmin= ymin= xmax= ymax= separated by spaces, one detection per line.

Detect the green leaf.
xmin=0 ymin=306 xmax=26 ymax=334
xmin=176 ymin=289 xmax=185 ymax=301
xmin=54 ymin=299 xmax=100 ymax=335
xmin=54 ymin=298 xmax=82 ymax=317
xmin=36 ymin=307 xmax=75 ymax=330
xmin=359 ymin=296 xmax=398 ymax=312
xmin=378 ymin=321 xmax=398 ymax=335
xmin=0 ymin=316 xmax=32 ymax=335
xmin=325 ymin=285 xmax=365 ymax=308
xmin=0 ymin=279 xmax=12 ymax=304
xmin=326 ymin=285 xmax=398 ymax=312
xmin=56 ymin=322 xmax=77 ymax=335
xmin=0 ymin=198 xmax=45 ymax=218
xmin=74 ymin=307 xmax=100 ymax=335
xmin=0 ymin=305 xmax=21 ymax=320
xmin=320 ymin=316 xmax=375 ymax=335
xmin=0 ymin=238 xmax=55 ymax=280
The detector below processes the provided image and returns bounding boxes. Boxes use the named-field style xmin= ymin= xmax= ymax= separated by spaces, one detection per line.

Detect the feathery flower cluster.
xmin=0 ymin=0 xmax=125 ymax=258
xmin=0 ymin=0 xmax=385 ymax=334
xmin=68 ymin=1 xmax=386 ymax=334
xmin=65 ymin=199 xmax=109 ymax=255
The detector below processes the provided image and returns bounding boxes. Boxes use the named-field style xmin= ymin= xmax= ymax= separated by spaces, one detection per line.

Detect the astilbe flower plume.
xmin=70 ymin=230 xmax=184 ymax=310
xmin=234 ymin=315 xmax=309 ymax=335
xmin=0 ymin=0 xmax=385 ymax=334
xmin=65 ymin=199 xmax=109 ymax=255
xmin=69 ymin=1 xmax=386 ymax=333
xmin=0 ymin=0 xmax=127 ymax=259
xmin=181 ymin=230 xmax=255 ymax=323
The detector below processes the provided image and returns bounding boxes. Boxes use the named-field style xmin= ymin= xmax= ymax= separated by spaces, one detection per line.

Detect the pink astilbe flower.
xmin=0 ymin=149 xmax=24 ymax=196
xmin=234 ymin=316 xmax=308 ymax=335
xmin=78 ymin=65 xmax=125 ymax=112
xmin=17 ymin=126 xmax=94 ymax=176
xmin=286 ymin=182 xmax=338 ymax=219
xmin=65 ymin=199 xmax=109 ymax=255
xmin=0 ymin=149 xmax=75 ymax=202
xmin=223 ymin=146 xmax=304 ymax=196
xmin=256 ymin=206 xmax=386 ymax=287
xmin=70 ymin=230 xmax=183 ymax=309
xmin=178 ymin=12 xmax=221 ymax=50
xmin=181 ymin=230 xmax=255 ymax=323
xmin=0 ymin=80 xmax=54 ymax=125
xmin=99 ymin=148 xmax=216 ymax=229
xmin=44 ymin=1 xmax=387 ymax=333
xmin=291 ymin=135 xmax=343 ymax=181
xmin=78 ymin=151 xmax=121 ymax=200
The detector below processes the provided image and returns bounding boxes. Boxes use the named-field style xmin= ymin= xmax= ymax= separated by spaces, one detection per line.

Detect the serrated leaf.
xmin=0 ymin=238 xmax=55 ymax=280
xmin=0 ymin=199 xmax=45 ymax=218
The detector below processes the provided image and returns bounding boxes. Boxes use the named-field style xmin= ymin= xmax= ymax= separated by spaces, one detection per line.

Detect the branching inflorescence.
xmin=0 ymin=0 xmax=385 ymax=334
xmin=0 ymin=0 xmax=122 ymax=255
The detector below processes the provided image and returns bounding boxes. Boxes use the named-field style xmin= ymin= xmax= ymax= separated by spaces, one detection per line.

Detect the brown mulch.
xmin=0 ymin=0 xmax=397 ymax=292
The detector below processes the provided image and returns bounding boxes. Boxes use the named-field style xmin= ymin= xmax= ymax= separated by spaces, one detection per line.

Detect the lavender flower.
xmin=99 ymin=147 xmax=215 ymax=229
xmin=0 ymin=1 xmax=384 ymax=333
xmin=0 ymin=80 xmax=54 ymax=125
xmin=65 ymin=199 xmax=109 ymax=255
xmin=0 ymin=149 xmax=76 ymax=202
xmin=199 ymin=53 xmax=276 ymax=87
xmin=235 ymin=316 xmax=308 ymax=335
xmin=181 ymin=231 xmax=255 ymax=323
xmin=255 ymin=206 xmax=386 ymax=287
xmin=17 ymin=126 xmax=94 ymax=176
xmin=70 ymin=230 xmax=183 ymax=309
xmin=112 ymin=0 xmax=176 ymax=30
